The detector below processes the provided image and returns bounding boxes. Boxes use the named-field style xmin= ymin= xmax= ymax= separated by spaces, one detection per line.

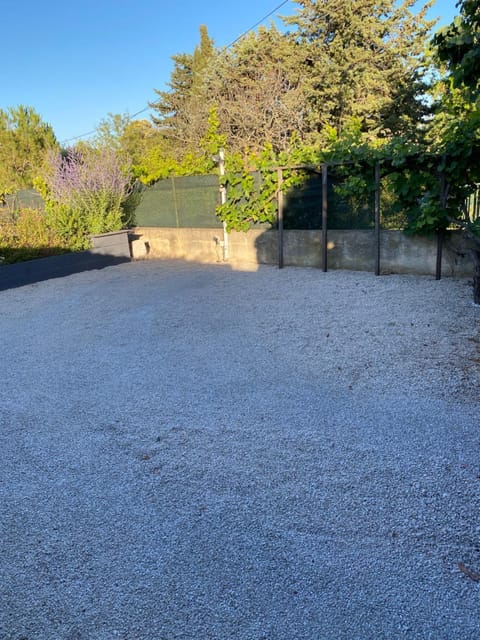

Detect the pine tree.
xmin=150 ymin=25 xmax=215 ymax=155
xmin=150 ymin=52 xmax=194 ymax=129
xmin=192 ymin=25 xmax=215 ymax=94
xmin=284 ymin=0 xmax=436 ymax=139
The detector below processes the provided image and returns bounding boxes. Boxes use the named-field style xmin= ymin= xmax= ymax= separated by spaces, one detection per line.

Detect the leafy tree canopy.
xmin=433 ymin=0 xmax=480 ymax=100
xmin=0 ymin=105 xmax=58 ymax=195
xmin=149 ymin=1 xmax=436 ymax=163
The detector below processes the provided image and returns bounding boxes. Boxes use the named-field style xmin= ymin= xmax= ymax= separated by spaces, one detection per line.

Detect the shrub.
xmin=0 ymin=208 xmax=65 ymax=263
xmin=43 ymin=147 xmax=133 ymax=250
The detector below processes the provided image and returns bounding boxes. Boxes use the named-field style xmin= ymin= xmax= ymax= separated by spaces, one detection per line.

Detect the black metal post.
xmin=436 ymin=231 xmax=444 ymax=281
xmin=437 ymin=168 xmax=447 ymax=281
xmin=322 ymin=163 xmax=328 ymax=272
xmin=277 ymin=168 xmax=284 ymax=269
xmin=374 ymin=163 xmax=381 ymax=276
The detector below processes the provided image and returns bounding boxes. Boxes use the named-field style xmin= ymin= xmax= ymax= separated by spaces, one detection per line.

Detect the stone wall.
xmin=130 ymin=227 xmax=474 ymax=277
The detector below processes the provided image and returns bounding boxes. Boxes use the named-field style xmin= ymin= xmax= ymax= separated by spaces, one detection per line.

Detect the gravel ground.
xmin=1 ymin=259 xmax=479 ymax=640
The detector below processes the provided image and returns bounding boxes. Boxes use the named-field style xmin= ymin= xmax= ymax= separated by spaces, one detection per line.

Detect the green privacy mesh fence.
xmin=282 ymin=173 xmax=375 ymax=230
xmin=0 ymin=190 xmax=45 ymax=218
xmin=133 ymin=171 xmax=391 ymax=231
xmin=133 ymin=174 xmax=223 ymax=228
xmin=125 ymin=171 xmax=480 ymax=231
xmin=282 ymin=171 xmax=409 ymax=231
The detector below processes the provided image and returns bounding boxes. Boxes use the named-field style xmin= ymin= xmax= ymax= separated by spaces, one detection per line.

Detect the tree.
xmin=150 ymin=25 xmax=215 ymax=155
xmin=120 ymin=119 xmax=162 ymax=167
xmin=91 ymin=114 xmax=164 ymax=178
xmin=431 ymin=0 xmax=480 ymax=302
xmin=147 ymin=3 xmax=436 ymax=161
xmin=136 ymin=106 xmax=225 ymax=183
xmin=0 ymin=106 xmax=58 ymax=196
xmin=191 ymin=25 xmax=215 ymax=94
xmin=206 ymin=25 xmax=309 ymax=154
xmin=284 ymin=0 xmax=436 ymax=139
xmin=93 ymin=112 xmax=132 ymax=152
xmin=433 ymin=0 xmax=480 ymax=100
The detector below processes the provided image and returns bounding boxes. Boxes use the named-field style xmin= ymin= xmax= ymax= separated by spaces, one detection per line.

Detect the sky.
xmin=1 ymin=0 xmax=459 ymax=145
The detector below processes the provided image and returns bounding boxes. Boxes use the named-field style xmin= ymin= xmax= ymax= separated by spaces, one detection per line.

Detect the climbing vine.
xmin=216 ymin=143 xmax=323 ymax=232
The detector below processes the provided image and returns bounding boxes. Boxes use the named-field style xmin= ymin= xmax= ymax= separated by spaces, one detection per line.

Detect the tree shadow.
xmin=0 ymin=248 xmax=131 ymax=291
xmin=253 ymin=169 xmax=375 ymax=269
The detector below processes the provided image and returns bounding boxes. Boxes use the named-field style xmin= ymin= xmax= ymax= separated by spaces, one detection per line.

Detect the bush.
xmin=0 ymin=208 xmax=66 ymax=263
xmin=43 ymin=147 xmax=133 ymax=250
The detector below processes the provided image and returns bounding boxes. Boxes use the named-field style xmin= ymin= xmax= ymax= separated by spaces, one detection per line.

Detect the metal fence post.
xmin=171 ymin=177 xmax=180 ymax=228
xmin=277 ymin=168 xmax=284 ymax=269
xmin=322 ymin=163 xmax=328 ymax=272
xmin=375 ymin=163 xmax=381 ymax=276
xmin=436 ymin=165 xmax=448 ymax=280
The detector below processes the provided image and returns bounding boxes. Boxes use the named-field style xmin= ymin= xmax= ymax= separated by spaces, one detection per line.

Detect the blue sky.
xmin=2 ymin=0 xmax=458 ymax=145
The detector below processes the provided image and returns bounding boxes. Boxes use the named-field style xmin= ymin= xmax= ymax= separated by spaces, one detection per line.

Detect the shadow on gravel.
xmin=0 ymin=251 xmax=131 ymax=291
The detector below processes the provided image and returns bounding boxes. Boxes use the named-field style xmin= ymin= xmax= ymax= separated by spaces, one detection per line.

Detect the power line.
xmin=220 ymin=0 xmax=291 ymax=51
xmin=61 ymin=106 xmax=150 ymax=144
xmin=61 ymin=0 xmax=292 ymax=145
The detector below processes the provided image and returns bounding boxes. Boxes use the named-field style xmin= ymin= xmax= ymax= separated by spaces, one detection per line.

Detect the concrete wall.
xmin=130 ymin=227 xmax=475 ymax=277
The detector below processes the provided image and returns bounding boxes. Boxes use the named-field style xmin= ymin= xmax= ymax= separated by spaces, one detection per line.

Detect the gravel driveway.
xmin=1 ymin=259 xmax=479 ymax=640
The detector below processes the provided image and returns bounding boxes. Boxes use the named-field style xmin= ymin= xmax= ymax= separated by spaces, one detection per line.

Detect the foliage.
xmin=0 ymin=208 xmax=65 ymax=264
xmin=206 ymin=25 xmax=308 ymax=154
xmin=433 ymin=0 xmax=480 ymax=100
xmin=285 ymin=0 xmax=436 ymax=140
xmin=148 ymin=2 xmax=435 ymax=162
xmin=216 ymin=142 xmax=322 ymax=231
xmin=93 ymin=114 xmax=162 ymax=167
xmin=0 ymin=106 xmax=58 ymax=196
xmin=93 ymin=112 xmax=132 ymax=151
xmin=215 ymin=105 xmax=478 ymax=236
xmin=149 ymin=25 xmax=215 ymax=156
xmin=120 ymin=120 xmax=163 ymax=170
xmin=136 ymin=106 xmax=225 ymax=184
xmin=40 ymin=147 xmax=133 ymax=250
xmin=429 ymin=0 xmax=480 ymax=244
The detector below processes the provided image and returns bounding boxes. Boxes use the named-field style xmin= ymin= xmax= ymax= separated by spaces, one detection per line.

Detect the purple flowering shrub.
xmin=44 ymin=147 xmax=133 ymax=250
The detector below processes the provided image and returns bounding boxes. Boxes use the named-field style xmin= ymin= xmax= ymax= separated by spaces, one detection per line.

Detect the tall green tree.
xmin=119 ymin=119 xmax=162 ymax=167
xmin=206 ymin=25 xmax=308 ymax=153
xmin=192 ymin=25 xmax=215 ymax=94
xmin=284 ymin=0 xmax=436 ymax=139
xmin=0 ymin=106 xmax=58 ymax=195
xmin=150 ymin=25 xmax=215 ymax=154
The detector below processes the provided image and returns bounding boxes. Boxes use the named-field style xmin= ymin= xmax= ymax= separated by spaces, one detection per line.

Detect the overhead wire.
xmin=61 ymin=107 xmax=150 ymax=144
xmin=61 ymin=0 xmax=292 ymax=145
xmin=219 ymin=0 xmax=290 ymax=51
